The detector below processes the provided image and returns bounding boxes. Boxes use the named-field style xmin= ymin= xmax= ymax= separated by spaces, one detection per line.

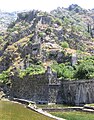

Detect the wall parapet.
xmin=62 ymin=79 xmax=94 ymax=84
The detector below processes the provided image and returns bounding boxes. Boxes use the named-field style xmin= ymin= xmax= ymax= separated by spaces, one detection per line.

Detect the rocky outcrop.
xmin=68 ymin=4 xmax=87 ymax=13
xmin=0 ymin=5 xmax=94 ymax=77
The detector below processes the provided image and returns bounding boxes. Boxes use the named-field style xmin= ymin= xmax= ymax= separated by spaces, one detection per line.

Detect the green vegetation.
xmin=37 ymin=104 xmax=73 ymax=109
xmin=85 ymin=103 xmax=94 ymax=107
xmin=0 ymin=64 xmax=45 ymax=83
xmin=61 ymin=41 xmax=69 ymax=48
xmin=50 ymin=111 xmax=94 ymax=120
xmin=38 ymin=32 xmax=44 ymax=38
xmin=0 ymin=71 xmax=9 ymax=83
xmin=74 ymin=56 xmax=94 ymax=79
xmin=63 ymin=17 xmax=71 ymax=26
xmin=55 ymin=18 xmax=62 ymax=26
xmin=0 ymin=56 xmax=94 ymax=83
xmin=19 ymin=64 xmax=45 ymax=78
xmin=51 ymin=62 xmax=74 ymax=79
xmin=0 ymin=36 xmax=3 ymax=44
xmin=51 ymin=56 xmax=94 ymax=80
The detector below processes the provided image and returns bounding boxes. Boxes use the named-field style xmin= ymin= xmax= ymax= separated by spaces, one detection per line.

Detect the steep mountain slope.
xmin=0 ymin=5 xmax=94 ymax=74
xmin=51 ymin=4 xmax=94 ymax=53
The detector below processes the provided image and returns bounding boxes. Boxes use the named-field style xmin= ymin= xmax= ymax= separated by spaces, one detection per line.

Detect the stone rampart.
xmin=10 ymin=68 xmax=94 ymax=105
xmin=62 ymin=79 xmax=94 ymax=105
xmin=11 ymin=68 xmax=62 ymax=104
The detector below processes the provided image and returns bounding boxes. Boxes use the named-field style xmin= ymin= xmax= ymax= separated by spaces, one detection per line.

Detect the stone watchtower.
xmin=46 ymin=66 xmax=62 ymax=104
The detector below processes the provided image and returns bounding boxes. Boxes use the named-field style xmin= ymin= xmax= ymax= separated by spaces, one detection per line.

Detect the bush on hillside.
xmin=51 ymin=62 xmax=74 ymax=79
xmin=19 ymin=64 xmax=45 ymax=78
xmin=61 ymin=41 xmax=69 ymax=48
xmin=74 ymin=59 xmax=94 ymax=79
xmin=0 ymin=71 xmax=9 ymax=83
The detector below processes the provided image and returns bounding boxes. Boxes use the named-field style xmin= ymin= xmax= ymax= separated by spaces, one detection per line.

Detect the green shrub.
xmin=0 ymin=71 xmax=9 ymax=83
xmin=61 ymin=41 xmax=69 ymax=48
xmin=19 ymin=64 xmax=45 ymax=78
xmin=63 ymin=66 xmax=74 ymax=79
xmin=74 ymin=57 xmax=94 ymax=79
xmin=38 ymin=32 xmax=44 ymax=38
xmin=51 ymin=62 xmax=74 ymax=79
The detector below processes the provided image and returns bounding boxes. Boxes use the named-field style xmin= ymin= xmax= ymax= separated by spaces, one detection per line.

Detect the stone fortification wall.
xmin=11 ymin=68 xmax=94 ymax=105
xmin=11 ymin=68 xmax=62 ymax=104
xmin=62 ymin=79 xmax=94 ymax=105
xmin=11 ymin=73 xmax=49 ymax=103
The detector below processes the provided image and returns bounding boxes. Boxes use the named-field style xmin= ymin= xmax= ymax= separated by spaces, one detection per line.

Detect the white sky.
xmin=0 ymin=0 xmax=94 ymax=12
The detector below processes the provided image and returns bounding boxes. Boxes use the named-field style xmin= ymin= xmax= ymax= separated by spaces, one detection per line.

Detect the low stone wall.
xmin=62 ymin=79 xmax=94 ymax=105
xmin=42 ymin=107 xmax=82 ymax=112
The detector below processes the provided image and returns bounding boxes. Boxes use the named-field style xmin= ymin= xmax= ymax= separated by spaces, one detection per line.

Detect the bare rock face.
xmin=17 ymin=10 xmax=38 ymax=21
xmin=68 ymin=4 xmax=85 ymax=13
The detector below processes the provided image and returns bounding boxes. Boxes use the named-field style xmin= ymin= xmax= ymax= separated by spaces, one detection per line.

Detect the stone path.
xmin=27 ymin=105 xmax=65 ymax=120
xmin=13 ymin=98 xmax=65 ymax=119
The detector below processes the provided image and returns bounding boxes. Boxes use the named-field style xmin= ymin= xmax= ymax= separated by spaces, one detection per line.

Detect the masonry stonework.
xmin=62 ymin=80 xmax=94 ymax=105
xmin=11 ymin=67 xmax=62 ymax=104
xmin=10 ymin=69 xmax=94 ymax=105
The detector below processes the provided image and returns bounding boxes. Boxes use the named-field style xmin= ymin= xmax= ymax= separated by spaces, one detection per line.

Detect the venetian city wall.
xmin=11 ymin=68 xmax=62 ymax=104
xmin=62 ymin=79 xmax=94 ymax=105
xmin=10 ymin=69 xmax=94 ymax=105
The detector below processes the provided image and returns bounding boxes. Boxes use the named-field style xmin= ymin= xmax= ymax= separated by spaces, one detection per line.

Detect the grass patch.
xmin=0 ymin=101 xmax=54 ymax=120
xmin=37 ymin=104 xmax=73 ymax=109
xmin=50 ymin=111 xmax=94 ymax=120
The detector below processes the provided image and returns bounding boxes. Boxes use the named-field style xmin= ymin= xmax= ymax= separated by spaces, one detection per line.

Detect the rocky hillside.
xmin=0 ymin=10 xmax=17 ymax=32
xmin=51 ymin=4 xmax=94 ymax=52
xmin=0 ymin=5 xmax=94 ymax=75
